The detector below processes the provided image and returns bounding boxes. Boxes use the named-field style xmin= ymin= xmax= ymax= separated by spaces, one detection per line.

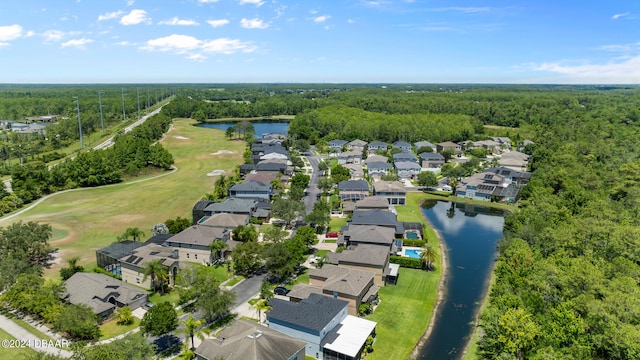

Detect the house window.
xmin=195 ymin=254 xmax=198 ymax=260
xmin=186 ymin=253 xmax=190 ymax=259
xmin=136 ymin=278 xmax=140 ymax=284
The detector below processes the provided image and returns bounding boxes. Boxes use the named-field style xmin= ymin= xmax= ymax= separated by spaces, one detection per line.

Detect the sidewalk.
xmin=0 ymin=313 xmax=73 ymax=358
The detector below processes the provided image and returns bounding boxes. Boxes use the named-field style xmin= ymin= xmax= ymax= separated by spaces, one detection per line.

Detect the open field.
xmin=0 ymin=118 xmax=245 ymax=276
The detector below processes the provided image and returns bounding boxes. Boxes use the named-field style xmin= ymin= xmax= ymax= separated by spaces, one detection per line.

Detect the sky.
xmin=0 ymin=0 xmax=639 ymax=84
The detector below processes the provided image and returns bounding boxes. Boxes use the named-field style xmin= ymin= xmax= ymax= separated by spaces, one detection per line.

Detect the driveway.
xmin=302 ymin=151 xmax=322 ymax=214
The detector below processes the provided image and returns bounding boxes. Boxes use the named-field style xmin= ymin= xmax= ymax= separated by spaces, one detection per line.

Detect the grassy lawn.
xmin=315 ymin=249 xmax=330 ymax=258
xmin=323 ymin=239 xmax=337 ymax=243
xmin=149 ymin=290 xmax=181 ymax=306
xmin=292 ymin=268 xmax=309 ymax=285
xmin=328 ymin=216 xmax=347 ymax=232
xmin=366 ymin=268 xmax=440 ymax=360
xmin=224 ymin=275 xmax=243 ymax=287
xmin=99 ymin=317 xmax=140 ymax=340
xmin=0 ymin=118 xmax=246 ymax=276
xmin=0 ymin=327 xmax=37 ymax=358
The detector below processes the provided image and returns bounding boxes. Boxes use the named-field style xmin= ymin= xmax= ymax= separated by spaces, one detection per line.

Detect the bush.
xmin=249 ymin=217 xmax=263 ymax=225
xmin=93 ymin=266 xmax=122 ymax=280
xmin=390 ymin=255 xmax=423 ymax=269
xmin=402 ymin=239 xmax=426 ymax=247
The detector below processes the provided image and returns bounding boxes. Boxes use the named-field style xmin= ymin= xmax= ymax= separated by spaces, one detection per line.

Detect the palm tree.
xmin=142 ymin=259 xmax=166 ymax=294
xmin=116 ymin=306 xmax=134 ymax=325
xmin=125 ymin=227 xmax=146 ymax=241
xmin=251 ymin=299 xmax=272 ymax=323
xmin=208 ymin=239 xmax=228 ymax=263
xmin=420 ymin=243 xmax=436 ymax=271
xmin=179 ymin=314 xmax=205 ymax=351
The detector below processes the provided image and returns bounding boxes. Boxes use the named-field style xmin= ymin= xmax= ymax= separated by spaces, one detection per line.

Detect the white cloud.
xmin=127 ymin=0 xmax=135 ymax=5
xmin=313 ymin=15 xmax=331 ymax=23
xmin=201 ymin=38 xmax=256 ymax=54
xmin=198 ymin=0 xmax=219 ymax=3
xmin=240 ymin=18 xmax=269 ymax=29
xmin=120 ymin=9 xmax=150 ymax=25
xmin=24 ymin=30 xmax=35 ymax=38
xmin=114 ymin=40 xmax=133 ymax=46
xmin=98 ymin=10 xmax=124 ymax=21
xmin=207 ymin=19 xmax=230 ymax=27
xmin=531 ymin=55 xmax=640 ymax=84
xmin=0 ymin=24 xmax=23 ymax=44
xmin=61 ymin=38 xmax=93 ymax=48
xmin=347 ymin=19 xmax=355 ymax=24
xmin=141 ymin=34 xmax=256 ymax=57
xmin=158 ymin=17 xmax=199 ymax=26
xmin=42 ymin=30 xmax=67 ymax=42
xmin=187 ymin=53 xmax=207 ymax=61
xmin=239 ymin=0 xmax=265 ymax=6
xmin=612 ymin=12 xmax=630 ymax=20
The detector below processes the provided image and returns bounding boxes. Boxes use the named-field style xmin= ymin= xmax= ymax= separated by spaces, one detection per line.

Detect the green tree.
xmin=232 ymin=225 xmax=259 ymax=242
xmin=419 ymin=243 xmax=436 ymax=271
xmin=0 ymin=221 xmax=52 ymax=289
xmin=441 ymin=148 xmax=455 ymax=162
xmin=60 ymin=256 xmax=84 ymax=281
xmin=271 ymin=197 xmax=305 ymax=227
xmin=262 ymin=225 xmax=288 ymax=243
xmin=317 ymin=177 xmax=334 ymax=194
xmin=232 ymin=241 xmax=262 ymax=276
xmin=55 ymin=304 xmax=101 ymax=341
xmin=293 ymin=226 xmax=317 ymax=246
xmin=208 ymin=239 xmax=228 ymax=262
xmin=176 ymin=266 xmax=236 ymax=323
xmin=142 ymin=259 xmax=167 ymax=294
xmin=417 ymin=171 xmax=438 ymax=188
xmin=115 ymin=306 xmax=134 ymax=325
xmin=120 ymin=227 xmax=146 ymax=241
xmin=331 ymin=164 xmax=351 ymax=184
xmin=140 ymin=302 xmax=178 ymax=339
xmin=178 ymin=314 xmax=204 ymax=351
xmin=71 ymin=333 xmax=155 ymax=360
xmin=165 ymin=216 xmax=191 ymax=234
xmin=416 ymin=146 xmax=434 ymax=155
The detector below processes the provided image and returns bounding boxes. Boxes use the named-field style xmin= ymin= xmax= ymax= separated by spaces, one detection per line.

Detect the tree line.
xmin=0 ymin=112 xmax=174 ymax=213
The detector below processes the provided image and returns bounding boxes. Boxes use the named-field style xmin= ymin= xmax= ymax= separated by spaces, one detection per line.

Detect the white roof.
xmin=322 ymin=315 xmax=377 ymax=357
xmin=389 ymin=263 xmax=400 ymax=277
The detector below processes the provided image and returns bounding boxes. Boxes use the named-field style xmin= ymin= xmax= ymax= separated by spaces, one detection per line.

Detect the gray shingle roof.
xmin=63 ymin=273 xmax=147 ymax=314
xmin=310 ymin=265 xmax=375 ymax=297
xmin=229 ymin=180 xmax=272 ymax=192
xmin=195 ymin=320 xmax=306 ymax=360
xmin=419 ymin=152 xmax=445 ymax=161
xmin=267 ymin=294 xmax=347 ymax=333
xmin=166 ymin=225 xmax=227 ymax=246
xmin=200 ymin=213 xmax=249 ymax=229
xmin=325 ymin=244 xmax=389 ymax=267
xmin=343 ymin=225 xmax=395 ymax=245
xmin=205 ymin=198 xmax=257 ymax=214
xmin=338 ymin=179 xmax=369 ymax=192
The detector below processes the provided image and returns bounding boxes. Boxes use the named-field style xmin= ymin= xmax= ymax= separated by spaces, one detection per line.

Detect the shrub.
xmin=389 ymin=255 xmax=423 ymax=269
xmin=402 ymin=239 xmax=426 ymax=247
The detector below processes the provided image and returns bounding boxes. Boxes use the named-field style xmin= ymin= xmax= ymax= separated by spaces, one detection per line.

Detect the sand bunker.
xmin=173 ymin=135 xmax=189 ymax=140
xmin=207 ymin=170 xmax=225 ymax=176
xmin=211 ymin=150 xmax=234 ymax=155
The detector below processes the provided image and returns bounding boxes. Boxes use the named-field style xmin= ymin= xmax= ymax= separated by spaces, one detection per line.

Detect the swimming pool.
xmin=405 ymin=249 xmax=423 ymax=259
xmin=406 ymin=232 xmax=420 ymax=239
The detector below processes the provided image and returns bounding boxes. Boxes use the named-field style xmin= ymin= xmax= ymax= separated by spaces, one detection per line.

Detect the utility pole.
xmin=73 ymin=96 xmax=83 ymax=149
xmin=136 ymin=87 xmax=141 ymax=119
xmin=121 ymin=88 xmax=126 ymax=121
xmin=97 ymin=90 xmax=105 ymax=134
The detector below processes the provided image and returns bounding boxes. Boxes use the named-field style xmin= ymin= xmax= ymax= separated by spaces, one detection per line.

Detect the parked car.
xmin=326 ymin=231 xmax=340 ymax=238
xmin=274 ymin=286 xmax=290 ymax=296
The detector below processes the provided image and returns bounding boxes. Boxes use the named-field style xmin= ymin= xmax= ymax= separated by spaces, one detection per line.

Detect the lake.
xmin=196 ymin=120 xmax=289 ymax=136
xmin=417 ymin=200 xmax=506 ymax=360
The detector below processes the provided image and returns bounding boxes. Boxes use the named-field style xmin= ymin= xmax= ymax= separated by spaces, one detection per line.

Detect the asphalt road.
xmin=232 ymin=273 xmax=266 ymax=306
xmin=303 ymin=150 xmax=322 ymax=215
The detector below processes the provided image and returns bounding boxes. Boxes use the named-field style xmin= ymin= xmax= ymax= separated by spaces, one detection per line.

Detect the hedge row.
xmin=401 ymin=239 xmax=426 ymax=247
xmin=390 ymin=255 xmax=423 ymax=269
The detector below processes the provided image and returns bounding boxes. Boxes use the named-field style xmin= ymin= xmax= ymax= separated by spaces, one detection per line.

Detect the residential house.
xmin=245 ymin=171 xmax=282 ymax=184
xmin=364 ymin=155 xmax=388 ymax=164
xmin=392 ymin=152 xmax=417 ymax=163
xmin=25 ymin=115 xmax=59 ymax=123
xmin=373 ymin=181 xmax=406 ymax=205
xmin=343 ymin=164 xmax=364 ymax=180
xmin=456 ymin=171 xmax=524 ymax=203
xmin=62 ymin=272 xmax=148 ymax=320
xmin=368 ymin=141 xmax=388 ymax=152
xmin=472 ymin=140 xmax=501 ymax=154
xmin=518 ymin=139 xmax=535 ymax=152
xmin=199 ymin=213 xmax=249 ymax=229
xmin=260 ymin=152 xmax=289 ymax=161
xmin=340 ymin=225 xmax=396 ymax=249
xmin=325 ymin=244 xmax=391 ymax=286
xmin=419 ymin=152 xmax=445 ymax=168
xmin=355 ymin=196 xmax=390 ymax=212
xmin=195 ymin=320 xmax=306 ymax=360
xmin=491 ymin=136 xmax=512 ymax=151
xmin=498 ymin=151 xmax=530 ymax=171
xmin=96 ymin=240 xmax=147 ymax=276
xmin=413 ymin=140 xmax=436 ymax=152
xmin=337 ymin=150 xmax=363 ymax=165
xmin=193 ymin=200 xmax=215 ymax=224
xmin=437 ymin=141 xmax=462 ymax=155
xmin=256 ymin=160 xmax=288 ymax=174
xmin=338 ymin=180 xmax=370 ymax=202
xmin=392 ymin=141 xmax=412 ymax=153
xmin=394 ymin=161 xmax=421 ymax=179
xmin=267 ymin=294 xmax=377 ymax=360
xmin=485 ymin=167 xmax=532 ymax=186
xmin=328 ymin=140 xmax=348 ymax=152
xmin=239 ymin=164 xmax=257 ymax=178
xmin=119 ymin=243 xmax=180 ymax=290
xmin=288 ymin=265 xmax=379 ymax=316
xmin=164 ymin=225 xmax=230 ymax=264
xmin=203 ymin=198 xmax=260 ymax=217
xmin=228 ymin=180 xmax=273 ymax=201
xmin=366 ymin=162 xmax=392 ymax=178
xmin=346 ymin=139 xmax=368 ymax=152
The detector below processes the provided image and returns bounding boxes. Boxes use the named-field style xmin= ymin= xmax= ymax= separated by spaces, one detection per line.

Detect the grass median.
xmin=2 ymin=118 xmax=245 ymax=277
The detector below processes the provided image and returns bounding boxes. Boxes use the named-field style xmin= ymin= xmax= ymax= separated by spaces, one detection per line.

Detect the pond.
xmin=196 ymin=120 xmax=289 ymax=136
xmin=416 ymin=200 xmax=506 ymax=360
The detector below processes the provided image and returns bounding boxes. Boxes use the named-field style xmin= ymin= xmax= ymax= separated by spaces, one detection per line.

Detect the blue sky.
xmin=0 ymin=0 xmax=638 ymax=84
